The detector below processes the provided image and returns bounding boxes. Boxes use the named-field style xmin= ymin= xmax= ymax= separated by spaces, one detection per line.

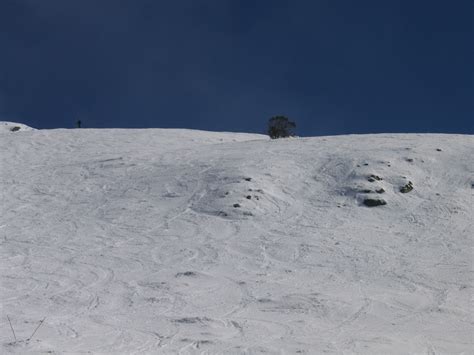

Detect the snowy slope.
xmin=0 ymin=121 xmax=35 ymax=133
xmin=0 ymin=126 xmax=473 ymax=354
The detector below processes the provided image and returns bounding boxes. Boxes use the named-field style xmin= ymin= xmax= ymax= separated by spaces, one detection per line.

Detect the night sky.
xmin=1 ymin=0 xmax=472 ymax=135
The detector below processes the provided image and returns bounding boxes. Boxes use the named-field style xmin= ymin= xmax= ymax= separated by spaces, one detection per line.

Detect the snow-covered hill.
xmin=1 ymin=126 xmax=473 ymax=354
xmin=0 ymin=121 xmax=35 ymax=133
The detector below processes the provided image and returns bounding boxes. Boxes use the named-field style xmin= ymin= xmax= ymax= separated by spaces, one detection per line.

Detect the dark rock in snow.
xmin=246 ymin=195 xmax=252 ymax=199
xmin=360 ymin=187 xmax=384 ymax=194
xmin=400 ymin=181 xmax=413 ymax=193
xmin=363 ymin=198 xmax=387 ymax=207
xmin=233 ymin=203 xmax=241 ymax=208
xmin=368 ymin=174 xmax=383 ymax=182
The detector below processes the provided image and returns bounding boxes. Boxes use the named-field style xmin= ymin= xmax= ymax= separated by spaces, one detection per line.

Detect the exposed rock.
xmin=359 ymin=187 xmax=384 ymax=194
xmin=244 ymin=177 xmax=252 ymax=181
xmin=400 ymin=181 xmax=413 ymax=193
xmin=10 ymin=126 xmax=21 ymax=132
xmin=246 ymin=195 xmax=252 ymax=199
xmin=363 ymin=198 xmax=387 ymax=207
xmin=436 ymin=148 xmax=442 ymax=152
xmin=233 ymin=203 xmax=241 ymax=208
xmin=368 ymin=174 xmax=383 ymax=182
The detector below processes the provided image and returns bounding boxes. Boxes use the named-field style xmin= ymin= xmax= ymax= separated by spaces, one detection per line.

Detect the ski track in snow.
xmin=0 ymin=127 xmax=473 ymax=354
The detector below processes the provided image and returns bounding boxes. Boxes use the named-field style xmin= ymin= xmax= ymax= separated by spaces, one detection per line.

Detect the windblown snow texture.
xmin=1 ymin=125 xmax=473 ymax=354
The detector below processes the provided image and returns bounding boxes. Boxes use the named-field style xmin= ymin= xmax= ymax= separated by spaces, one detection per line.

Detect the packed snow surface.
xmin=1 ymin=127 xmax=473 ymax=354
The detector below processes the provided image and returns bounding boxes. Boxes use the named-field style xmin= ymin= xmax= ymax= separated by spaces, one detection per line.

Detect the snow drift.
xmin=1 ymin=126 xmax=472 ymax=354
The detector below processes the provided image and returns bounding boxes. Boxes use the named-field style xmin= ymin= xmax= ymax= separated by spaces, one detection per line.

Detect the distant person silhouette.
xmin=76 ymin=120 xmax=82 ymax=128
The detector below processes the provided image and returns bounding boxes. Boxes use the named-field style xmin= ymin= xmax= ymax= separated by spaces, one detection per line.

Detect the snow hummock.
xmin=1 ymin=128 xmax=472 ymax=354
xmin=0 ymin=121 xmax=36 ymax=132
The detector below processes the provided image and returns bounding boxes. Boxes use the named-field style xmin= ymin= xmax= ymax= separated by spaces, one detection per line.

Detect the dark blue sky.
xmin=1 ymin=0 xmax=472 ymax=135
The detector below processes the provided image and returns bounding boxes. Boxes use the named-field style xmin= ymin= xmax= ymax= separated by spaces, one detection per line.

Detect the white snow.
xmin=0 ymin=121 xmax=36 ymax=133
xmin=0 ymin=126 xmax=473 ymax=354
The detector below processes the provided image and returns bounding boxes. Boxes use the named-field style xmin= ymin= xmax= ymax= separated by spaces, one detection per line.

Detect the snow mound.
xmin=190 ymin=166 xmax=299 ymax=220
xmin=0 ymin=129 xmax=473 ymax=354
xmin=0 ymin=121 xmax=36 ymax=132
